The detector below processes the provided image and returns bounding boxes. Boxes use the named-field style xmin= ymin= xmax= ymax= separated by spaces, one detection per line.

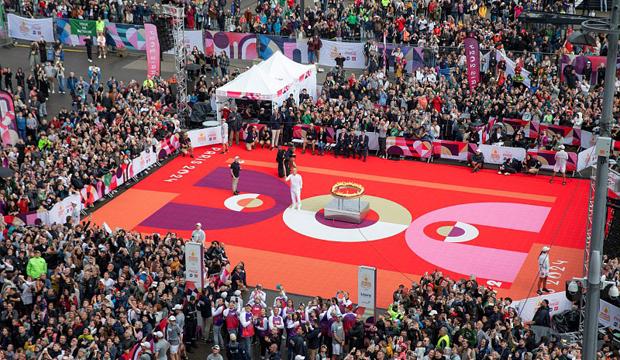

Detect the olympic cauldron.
xmin=323 ymin=182 xmax=370 ymax=224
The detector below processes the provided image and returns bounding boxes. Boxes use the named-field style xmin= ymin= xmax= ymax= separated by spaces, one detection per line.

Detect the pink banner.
xmin=144 ymin=23 xmax=160 ymax=78
xmin=0 ymin=90 xmax=17 ymax=146
xmin=464 ymin=37 xmax=480 ymax=91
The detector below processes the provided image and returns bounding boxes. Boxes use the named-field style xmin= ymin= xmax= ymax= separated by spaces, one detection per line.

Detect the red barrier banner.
xmin=527 ymin=121 xmax=581 ymax=146
xmin=386 ymin=137 xmax=433 ymax=159
xmin=432 ymin=140 xmax=469 ymax=161
xmin=527 ymin=149 xmax=577 ymax=172
xmin=502 ymin=118 xmax=529 ymax=136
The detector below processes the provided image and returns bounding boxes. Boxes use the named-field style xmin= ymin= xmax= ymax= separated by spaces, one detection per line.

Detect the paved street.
xmin=0 ymin=43 xmax=340 ymax=118
xmin=0 ymin=45 xmax=218 ymax=115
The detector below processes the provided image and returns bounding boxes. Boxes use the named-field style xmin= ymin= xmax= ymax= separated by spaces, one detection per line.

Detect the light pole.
xmin=580 ymin=0 xmax=620 ymax=358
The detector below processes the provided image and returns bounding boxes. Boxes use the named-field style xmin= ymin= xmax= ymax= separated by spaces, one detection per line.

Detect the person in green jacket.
xmin=26 ymin=250 xmax=47 ymax=279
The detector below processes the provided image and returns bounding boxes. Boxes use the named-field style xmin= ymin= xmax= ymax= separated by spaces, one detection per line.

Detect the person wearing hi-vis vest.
xmin=436 ymin=327 xmax=450 ymax=350
xmin=285 ymin=167 xmax=303 ymax=210
xmin=26 ymin=250 xmax=47 ymax=279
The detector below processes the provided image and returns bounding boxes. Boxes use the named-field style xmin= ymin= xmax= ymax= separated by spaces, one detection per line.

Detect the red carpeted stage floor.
xmin=92 ymin=145 xmax=588 ymax=307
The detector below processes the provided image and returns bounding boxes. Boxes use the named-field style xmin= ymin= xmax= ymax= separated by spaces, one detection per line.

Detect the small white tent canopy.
xmin=215 ymin=51 xmax=317 ymax=119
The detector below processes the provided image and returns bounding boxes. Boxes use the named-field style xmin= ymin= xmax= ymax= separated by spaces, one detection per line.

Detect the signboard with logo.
xmin=358 ymin=266 xmax=376 ymax=315
xmin=478 ymin=144 xmax=527 ymax=165
xmin=185 ymin=242 xmax=204 ymax=289
xmin=599 ymin=300 xmax=620 ymax=330
xmin=48 ymin=194 xmax=82 ymax=225
xmin=577 ymin=145 xmax=597 ymax=172
xmin=510 ymin=291 xmax=572 ymax=321
xmin=7 ymin=14 xmax=54 ymax=42
xmin=187 ymin=126 xmax=223 ymax=148
xmin=319 ymin=39 xmax=366 ymax=69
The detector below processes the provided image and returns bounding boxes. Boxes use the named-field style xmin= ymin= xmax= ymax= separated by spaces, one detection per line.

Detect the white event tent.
xmin=215 ymin=51 xmax=317 ymax=118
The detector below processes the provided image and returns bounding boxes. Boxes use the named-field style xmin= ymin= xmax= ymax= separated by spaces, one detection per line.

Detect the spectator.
xmin=469 ymin=149 xmax=484 ymax=173
xmin=25 ymin=249 xmax=47 ymax=279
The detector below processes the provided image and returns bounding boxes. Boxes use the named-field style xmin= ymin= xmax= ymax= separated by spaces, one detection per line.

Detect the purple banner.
xmin=464 ymin=37 xmax=480 ymax=91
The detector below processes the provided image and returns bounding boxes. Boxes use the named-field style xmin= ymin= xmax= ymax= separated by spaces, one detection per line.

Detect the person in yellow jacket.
xmin=436 ymin=327 xmax=451 ymax=350
xmin=143 ymin=77 xmax=155 ymax=89
xmin=387 ymin=303 xmax=405 ymax=324
xmin=96 ymin=17 xmax=106 ymax=34
xmin=478 ymin=3 xmax=488 ymax=18
xmin=26 ymin=250 xmax=47 ymax=279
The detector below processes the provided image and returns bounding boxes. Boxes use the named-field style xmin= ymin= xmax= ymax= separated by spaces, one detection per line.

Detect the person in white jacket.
xmin=248 ymin=285 xmax=267 ymax=307
xmin=537 ymin=246 xmax=551 ymax=295
xmin=268 ymin=308 xmax=285 ymax=335
xmin=285 ymin=167 xmax=303 ymax=210
xmin=239 ymin=304 xmax=254 ymax=356
xmin=211 ymin=298 xmax=226 ymax=347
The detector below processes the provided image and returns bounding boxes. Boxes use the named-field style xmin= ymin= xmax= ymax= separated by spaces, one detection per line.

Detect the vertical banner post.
xmin=358 ymin=266 xmax=377 ymax=320
xmin=144 ymin=23 xmax=161 ymax=78
xmin=185 ymin=242 xmax=205 ymax=290
xmin=464 ymin=37 xmax=480 ymax=92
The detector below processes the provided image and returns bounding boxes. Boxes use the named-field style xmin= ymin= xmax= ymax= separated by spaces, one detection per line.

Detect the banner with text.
xmin=69 ymin=19 xmax=96 ymax=36
xmin=144 ymin=23 xmax=160 ymax=78
xmin=80 ymin=134 xmax=180 ymax=207
xmin=7 ymin=14 xmax=54 ymax=42
xmin=464 ymin=37 xmax=480 ymax=91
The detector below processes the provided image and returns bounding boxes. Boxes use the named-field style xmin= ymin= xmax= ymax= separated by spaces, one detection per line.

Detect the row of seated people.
xmin=243 ymin=125 xmax=370 ymax=161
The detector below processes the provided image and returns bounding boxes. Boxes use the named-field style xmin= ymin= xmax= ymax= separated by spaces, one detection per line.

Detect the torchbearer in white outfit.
xmin=286 ymin=167 xmax=303 ymax=210
xmin=549 ymin=145 xmax=568 ymax=185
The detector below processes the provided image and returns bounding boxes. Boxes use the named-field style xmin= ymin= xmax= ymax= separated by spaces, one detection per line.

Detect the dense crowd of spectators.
xmin=0 ymin=215 xmax=594 ymax=360
xmin=0 ymin=40 xmax=180 ymax=216
xmin=1 ymin=0 xmax=620 ymax=358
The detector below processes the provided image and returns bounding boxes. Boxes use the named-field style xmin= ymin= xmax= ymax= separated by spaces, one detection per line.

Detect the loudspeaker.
xmin=552 ymin=309 xmax=580 ymax=333
xmin=152 ymin=16 xmax=174 ymax=52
